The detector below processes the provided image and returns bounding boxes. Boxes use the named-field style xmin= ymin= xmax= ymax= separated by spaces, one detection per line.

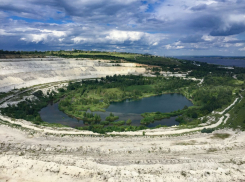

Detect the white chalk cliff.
xmin=0 ymin=58 xmax=146 ymax=92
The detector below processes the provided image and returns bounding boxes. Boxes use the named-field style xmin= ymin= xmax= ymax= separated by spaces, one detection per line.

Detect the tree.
xmin=155 ymin=71 xmax=160 ymax=77
xmin=192 ymin=112 xmax=198 ymax=118
xmin=126 ymin=119 xmax=132 ymax=125
xmin=183 ymin=105 xmax=188 ymax=110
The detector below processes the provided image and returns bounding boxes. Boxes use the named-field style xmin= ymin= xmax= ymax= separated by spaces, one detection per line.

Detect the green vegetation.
xmin=0 ymin=50 xmax=50 ymax=59
xmin=211 ymin=133 xmax=231 ymax=139
xmin=207 ymin=148 xmax=218 ymax=153
xmin=0 ymin=92 xmax=13 ymax=101
xmin=112 ymin=120 xmax=125 ymax=126
xmin=140 ymin=116 xmax=155 ymax=125
xmin=0 ymin=90 xmax=49 ymax=125
xmin=80 ymin=112 xmax=101 ymax=125
xmin=175 ymin=140 xmax=197 ymax=145
xmin=57 ymin=75 xmax=197 ymax=118
xmin=49 ymin=50 xmax=180 ymax=67
xmin=77 ymin=125 xmax=148 ymax=134
xmin=141 ymin=110 xmax=184 ymax=125
xmin=201 ymin=128 xmax=215 ymax=133
xmin=225 ymin=92 xmax=245 ymax=130
xmin=100 ymin=121 xmax=110 ymax=125
xmin=126 ymin=119 xmax=132 ymax=125
xmin=0 ymin=49 xmax=179 ymax=68
xmin=105 ymin=113 xmax=119 ymax=122
xmin=1 ymin=73 xmax=242 ymax=133
xmin=56 ymin=75 xmax=202 ymax=129
xmin=1 ymin=50 xmax=245 ymax=133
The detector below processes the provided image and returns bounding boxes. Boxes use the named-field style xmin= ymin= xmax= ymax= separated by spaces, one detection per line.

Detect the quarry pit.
xmin=0 ymin=58 xmax=245 ymax=182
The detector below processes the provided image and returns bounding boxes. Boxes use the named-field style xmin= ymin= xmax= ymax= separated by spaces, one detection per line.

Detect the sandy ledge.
xmin=0 ymin=124 xmax=245 ymax=182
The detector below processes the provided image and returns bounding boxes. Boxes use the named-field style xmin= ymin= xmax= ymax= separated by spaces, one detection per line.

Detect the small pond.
xmin=39 ymin=93 xmax=193 ymax=128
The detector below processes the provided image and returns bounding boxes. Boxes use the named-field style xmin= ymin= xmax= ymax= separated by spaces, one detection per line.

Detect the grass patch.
xmin=225 ymin=94 xmax=245 ymax=130
xmin=211 ymin=133 xmax=231 ymax=139
xmin=174 ymin=140 xmax=197 ymax=145
xmin=125 ymin=85 xmax=154 ymax=92
xmin=207 ymin=148 xmax=218 ymax=153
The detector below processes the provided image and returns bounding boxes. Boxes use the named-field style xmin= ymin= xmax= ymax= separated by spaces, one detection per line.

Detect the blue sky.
xmin=0 ymin=0 xmax=245 ymax=56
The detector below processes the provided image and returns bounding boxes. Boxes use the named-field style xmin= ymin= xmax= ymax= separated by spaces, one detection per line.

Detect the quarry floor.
xmin=0 ymin=124 xmax=245 ymax=182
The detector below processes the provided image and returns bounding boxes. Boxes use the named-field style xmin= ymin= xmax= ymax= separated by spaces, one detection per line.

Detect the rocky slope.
xmin=0 ymin=58 xmax=145 ymax=92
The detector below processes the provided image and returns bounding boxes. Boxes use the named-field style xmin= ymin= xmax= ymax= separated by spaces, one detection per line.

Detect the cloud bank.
xmin=0 ymin=0 xmax=245 ymax=56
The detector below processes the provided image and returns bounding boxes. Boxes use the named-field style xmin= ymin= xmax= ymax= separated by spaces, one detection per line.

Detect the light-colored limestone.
xmin=0 ymin=58 xmax=244 ymax=181
xmin=0 ymin=58 xmax=145 ymax=92
xmin=0 ymin=124 xmax=245 ymax=182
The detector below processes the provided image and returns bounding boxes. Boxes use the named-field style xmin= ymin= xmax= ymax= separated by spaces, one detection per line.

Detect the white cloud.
xmin=106 ymin=30 xmax=144 ymax=42
xmin=176 ymin=46 xmax=184 ymax=49
xmin=40 ymin=30 xmax=66 ymax=37
xmin=139 ymin=4 xmax=148 ymax=12
xmin=70 ymin=30 xmax=164 ymax=47
xmin=165 ymin=44 xmax=184 ymax=50
xmin=20 ymin=29 xmax=67 ymax=43
xmin=152 ymin=42 xmax=158 ymax=46
xmin=0 ymin=0 xmax=245 ymax=55
xmin=223 ymin=36 xmax=238 ymax=42
xmin=165 ymin=45 xmax=172 ymax=49
xmin=72 ymin=37 xmax=88 ymax=44
xmin=239 ymin=47 xmax=245 ymax=51
xmin=235 ymin=43 xmax=243 ymax=47
xmin=0 ymin=29 xmax=14 ymax=36
xmin=202 ymin=35 xmax=215 ymax=41
xmin=30 ymin=34 xmax=48 ymax=43
xmin=228 ymin=14 xmax=245 ymax=23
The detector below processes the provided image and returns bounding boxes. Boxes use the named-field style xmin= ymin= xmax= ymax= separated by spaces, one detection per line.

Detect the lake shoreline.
xmin=40 ymin=93 xmax=192 ymax=128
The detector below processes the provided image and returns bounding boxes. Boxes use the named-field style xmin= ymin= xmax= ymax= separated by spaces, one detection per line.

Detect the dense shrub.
xmin=201 ymin=128 xmax=215 ymax=133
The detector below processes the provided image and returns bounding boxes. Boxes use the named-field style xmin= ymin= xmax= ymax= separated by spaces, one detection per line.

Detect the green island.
xmin=0 ymin=51 xmax=245 ymax=134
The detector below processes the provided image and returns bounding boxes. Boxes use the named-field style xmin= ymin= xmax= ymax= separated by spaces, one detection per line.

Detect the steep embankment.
xmin=0 ymin=58 xmax=145 ymax=92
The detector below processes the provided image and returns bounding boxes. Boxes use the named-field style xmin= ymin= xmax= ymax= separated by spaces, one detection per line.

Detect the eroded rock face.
xmin=0 ymin=58 xmax=145 ymax=92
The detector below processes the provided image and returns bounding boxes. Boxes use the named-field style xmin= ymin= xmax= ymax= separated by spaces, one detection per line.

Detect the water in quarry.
xmin=39 ymin=93 xmax=193 ymax=128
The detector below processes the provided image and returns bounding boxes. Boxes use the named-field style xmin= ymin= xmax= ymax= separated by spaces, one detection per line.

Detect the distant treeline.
xmin=60 ymin=54 xmax=124 ymax=61
xmin=0 ymin=50 xmax=47 ymax=54
xmin=58 ymin=53 xmax=180 ymax=66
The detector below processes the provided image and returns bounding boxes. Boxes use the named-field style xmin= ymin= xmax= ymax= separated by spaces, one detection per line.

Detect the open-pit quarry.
xmin=0 ymin=58 xmax=245 ymax=182
xmin=0 ymin=58 xmax=145 ymax=92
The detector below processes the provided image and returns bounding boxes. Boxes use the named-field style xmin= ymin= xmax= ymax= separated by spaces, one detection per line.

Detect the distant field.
xmin=0 ymin=54 xmax=48 ymax=59
xmin=51 ymin=51 xmax=181 ymax=66
xmin=58 ymin=51 xmax=138 ymax=59
xmin=0 ymin=50 xmax=181 ymax=66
